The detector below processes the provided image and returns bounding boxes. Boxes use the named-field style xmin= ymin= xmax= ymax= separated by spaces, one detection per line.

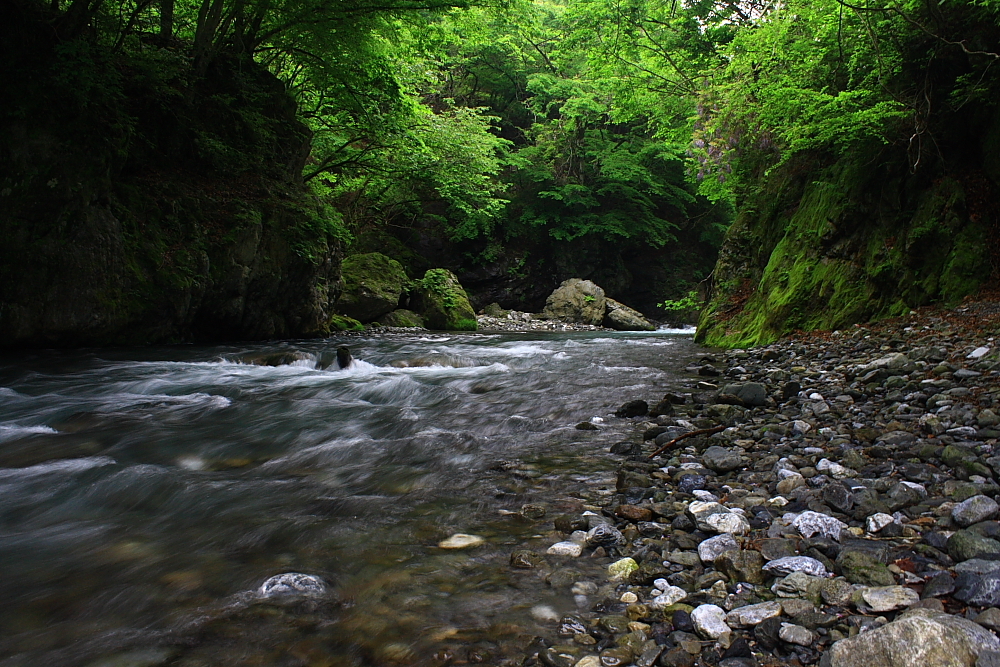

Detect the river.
xmin=0 ymin=329 xmax=702 ymax=667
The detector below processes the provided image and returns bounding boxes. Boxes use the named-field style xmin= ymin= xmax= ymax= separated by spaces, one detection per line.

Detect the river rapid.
xmin=0 ymin=329 xmax=702 ymax=667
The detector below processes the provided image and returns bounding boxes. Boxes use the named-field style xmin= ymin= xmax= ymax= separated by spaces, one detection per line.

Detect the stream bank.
xmin=516 ymin=297 xmax=1000 ymax=667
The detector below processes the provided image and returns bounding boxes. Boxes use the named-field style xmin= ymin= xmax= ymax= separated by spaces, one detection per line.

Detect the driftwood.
xmin=647 ymin=425 xmax=727 ymax=460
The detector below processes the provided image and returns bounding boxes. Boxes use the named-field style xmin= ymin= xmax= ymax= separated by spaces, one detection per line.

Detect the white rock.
xmin=575 ymin=657 xmax=602 ymax=667
xmin=547 ymin=541 xmax=583 ymax=557
xmin=763 ymin=556 xmax=829 ymax=577
xmin=705 ymin=512 xmax=751 ymax=535
xmin=792 ymin=511 xmax=846 ymax=541
xmin=259 ymin=573 xmax=327 ymax=598
xmin=726 ymin=601 xmax=783 ymax=628
xmin=438 ymin=533 xmax=485 ymax=549
xmin=779 ymin=623 xmax=815 ymax=646
xmin=867 ymin=513 xmax=896 ymax=533
xmin=531 ymin=605 xmax=560 ymax=623
xmin=860 ymin=586 xmax=920 ymax=612
xmin=691 ymin=604 xmax=731 ymax=640
xmin=969 ymin=346 xmax=991 ymax=359
xmin=649 ymin=585 xmax=689 ymax=609
xmin=699 ymin=533 xmax=740 ymax=563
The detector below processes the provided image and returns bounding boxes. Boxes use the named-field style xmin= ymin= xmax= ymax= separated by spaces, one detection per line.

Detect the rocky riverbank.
xmin=513 ymin=298 xmax=1000 ymax=667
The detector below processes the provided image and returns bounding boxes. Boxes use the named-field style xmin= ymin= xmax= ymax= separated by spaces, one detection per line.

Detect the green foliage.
xmin=420 ymin=268 xmax=460 ymax=308
xmin=657 ymin=290 xmax=699 ymax=312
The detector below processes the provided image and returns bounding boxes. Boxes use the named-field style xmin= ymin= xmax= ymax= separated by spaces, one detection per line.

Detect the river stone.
xmin=827 ymin=608 xmax=1000 ymax=667
xmin=703 ymin=446 xmax=744 ymax=473
xmin=955 ymin=574 xmax=1000 ymax=607
xmin=949 ymin=530 xmax=1000 ymax=562
xmin=604 ymin=298 xmax=655 ymax=331
xmin=958 ymin=560 xmax=1000 ymax=575
xmin=548 ymin=541 xmax=583 ymax=557
xmin=661 ymin=647 xmax=695 ymax=667
xmin=860 ymin=586 xmax=920 ymax=612
xmin=821 ymin=578 xmax=855 ymax=606
xmin=587 ymin=523 xmax=626 ymax=548
xmin=608 ymin=558 xmax=639 ymax=580
xmin=837 ymin=550 xmax=895 ymax=586
xmin=975 ymin=608 xmax=1000 ymax=633
xmin=726 ymin=601 xmax=783 ymax=628
xmin=824 ymin=484 xmax=855 ymax=513
xmin=691 ymin=604 xmax=731 ymax=640
xmin=418 ymin=269 xmax=478 ymax=331
xmin=779 ymin=623 xmax=814 ymax=646
xmin=699 ymin=534 xmax=740 ymax=563
xmin=650 ymin=586 xmax=689 ymax=609
xmin=543 ymin=279 xmax=606 ymax=325
xmin=716 ymin=549 xmax=765 ymax=584
xmin=438 ymin=533 xmax=485 ymax=549
xmin=793 ymin=511 xmax=845 ymax=541
xmin=954 ymin=495 xmax=1000 ymax=527
xmin=336 ymin=252 xmax=408 ymax=322
xmin=258 ymin=573 xmax=327 ymax=598
xmin=866 ymin=513 xmax=896 ymax=533
xmin=705 ymin=512 xmax=751 ymax=535
xmin=763 ymin=556 xmax=829 ymax=577
xmin=772 ymin=572 xmax=825 ymax=601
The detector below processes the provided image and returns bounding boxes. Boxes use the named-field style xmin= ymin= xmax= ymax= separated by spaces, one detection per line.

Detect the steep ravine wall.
xmin=696 ymin=126 xmax=1000 ymax=348
xmin=0 ymin=5 xmax=342 ymax=348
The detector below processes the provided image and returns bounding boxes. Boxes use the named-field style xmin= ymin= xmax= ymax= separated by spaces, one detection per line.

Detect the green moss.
xmin=329 ymin=315 xmax=364 ymax=331
xmin=697 ymin=152 xmax=991 ymax=348
xmin=418 ymin=269 xmax=478 ymax=331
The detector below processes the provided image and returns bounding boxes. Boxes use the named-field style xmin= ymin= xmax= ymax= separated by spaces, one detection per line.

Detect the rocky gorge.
xmin=497 ymin=298 xmax=1000 ymax=667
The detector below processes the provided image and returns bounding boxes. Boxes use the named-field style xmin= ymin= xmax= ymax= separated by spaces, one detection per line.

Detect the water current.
xmin=0 ymin=329 xmax=702 ymax=667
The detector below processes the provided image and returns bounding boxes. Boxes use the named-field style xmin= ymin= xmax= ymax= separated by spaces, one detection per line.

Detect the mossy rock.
xmin=377 ymin=309 xmax=425 ymax=328
xmin=337 ymin=253 xmax=408 ymax=323
xmin=329 ymin=315 xmax=364 ymax=332
xmin=417 ymin=269 xmax=477 ymax=331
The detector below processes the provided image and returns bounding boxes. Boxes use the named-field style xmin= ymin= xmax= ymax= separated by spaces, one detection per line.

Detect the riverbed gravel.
xmin=508 ymin=300 xmax=1000 ymax=667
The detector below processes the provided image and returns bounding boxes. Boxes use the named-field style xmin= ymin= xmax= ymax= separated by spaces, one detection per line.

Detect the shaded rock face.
xmin=0 ymin=11 xmax=341 ymax=347
xmin=828 ymin=608 xmax=1000 ymax=667
xmin=336 ymin=253 xmax=409 ymax=323
xmin=543 ymin=279 xmax=607 ymax=325
xmin=605 ymin=298 xmax=656 ymax=331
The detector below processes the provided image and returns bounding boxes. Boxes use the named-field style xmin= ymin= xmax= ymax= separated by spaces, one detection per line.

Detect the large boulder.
xmin=336 ymin=253 xmax=409 ymax=323
xmin=543 ymin=279 xmax=606 ymax=325
xmin=604 ymin=298 xmax=656 ymax=331
xmin=377 ymin=309 xmax=424 ymax=328
xmin=826 ymin=608 xmax=1000 ymax=667
xmin=417 ymin=269 xmax=477 ymax=331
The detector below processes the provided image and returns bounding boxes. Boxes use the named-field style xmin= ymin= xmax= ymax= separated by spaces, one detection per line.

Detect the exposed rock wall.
xmin=697 ymin=135 xmax=999 ymax=347
xmin=0 ymin=4 xmax=342 ymax=347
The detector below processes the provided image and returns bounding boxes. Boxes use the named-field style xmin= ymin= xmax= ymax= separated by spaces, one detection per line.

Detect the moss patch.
xmin=698 ymin=151 xmax=992 ymax=348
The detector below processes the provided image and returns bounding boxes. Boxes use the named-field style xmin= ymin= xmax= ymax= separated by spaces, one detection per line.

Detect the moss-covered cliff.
xmin=0 ymin=3 xmax=342 ymax=347
xmin=697 ymin=122 xmax=998 ymax=348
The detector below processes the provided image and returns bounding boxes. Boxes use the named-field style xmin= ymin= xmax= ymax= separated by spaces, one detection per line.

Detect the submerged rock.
xmin=258 ymin=573 xmax=327 ymax=598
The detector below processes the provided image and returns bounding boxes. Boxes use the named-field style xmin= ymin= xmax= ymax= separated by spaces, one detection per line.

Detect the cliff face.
xmin=696 ymin=110 xmax=1000 ymax=348
xmin=0 ymin=4 xmax=342 ymax=347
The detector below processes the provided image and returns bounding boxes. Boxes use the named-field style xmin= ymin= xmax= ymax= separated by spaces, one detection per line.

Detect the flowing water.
xmin=0 ymin=329 xmax=702 ymax=667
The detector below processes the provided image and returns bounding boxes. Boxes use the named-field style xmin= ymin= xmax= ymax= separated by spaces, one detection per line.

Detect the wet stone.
xmin=954 ymin=495 xmax=1000 ymax=527
xmin=779 ymin=623 xmax=814 ymax=646
xmin=726 ymin=601 xmax=783 ymax=628
xmin=512 ymin=549 xmax=547 ymax=567
xmin=955 ymin=573 xmax=1000 ymax=607
xmin=763 ymin=556 xmax=829 ymax=578
xmin=949 ymin=530 xmax=1000 ymax=562
xmin=258 ymin=572 xmax=326 ymax=598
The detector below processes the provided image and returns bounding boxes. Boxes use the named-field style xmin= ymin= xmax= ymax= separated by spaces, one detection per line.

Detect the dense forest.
xmin=1 ymin=0 xmax=999 ymax=345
